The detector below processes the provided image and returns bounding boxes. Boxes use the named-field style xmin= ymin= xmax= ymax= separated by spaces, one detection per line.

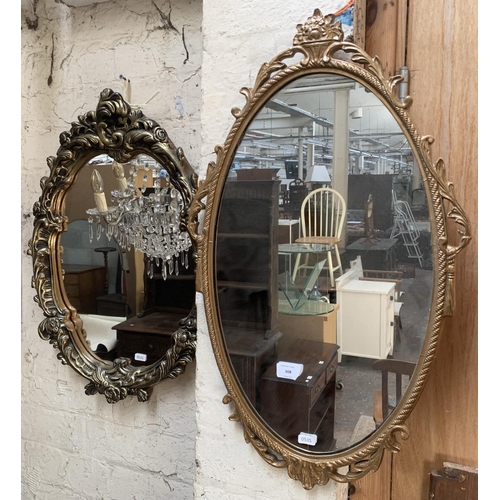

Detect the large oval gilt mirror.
xmin=191 ymin=10 xmax=471 ymax=488
xmin=29 ymin=89 xmax=198 ymax=403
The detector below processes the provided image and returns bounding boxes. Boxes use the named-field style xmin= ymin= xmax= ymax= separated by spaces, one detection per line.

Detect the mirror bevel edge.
xmin=28 ymin=88 xmax=198 ymax=404
xmin=191 ymin=10 xmax=471 ymax=489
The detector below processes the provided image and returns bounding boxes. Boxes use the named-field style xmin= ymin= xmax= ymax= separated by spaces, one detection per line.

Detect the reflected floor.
xmin=333 ymin=267 xmax=433 ymax=451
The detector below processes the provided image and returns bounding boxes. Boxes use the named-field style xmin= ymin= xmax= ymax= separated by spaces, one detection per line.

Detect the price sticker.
xmin=276 ymin=361 xmax=303 ymax=380
xmin=134 ymin=353 xmax=147 ymax=362
xmin=298 ymin=432 xmax=318 ymax=446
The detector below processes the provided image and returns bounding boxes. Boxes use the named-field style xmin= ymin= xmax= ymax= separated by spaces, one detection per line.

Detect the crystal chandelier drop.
xmin=86 ymin=155 xmax=192 ymax=280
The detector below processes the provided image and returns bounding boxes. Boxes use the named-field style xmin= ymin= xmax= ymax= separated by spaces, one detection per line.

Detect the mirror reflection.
xmin=62 ymin=153 xmax=196 ymax=367
xmin=216 ymin=75 xmax=433 ymax=452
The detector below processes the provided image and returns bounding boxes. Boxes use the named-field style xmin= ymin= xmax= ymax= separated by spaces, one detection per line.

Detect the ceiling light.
xmin=349 ymin=108 xmax=363 ymax=119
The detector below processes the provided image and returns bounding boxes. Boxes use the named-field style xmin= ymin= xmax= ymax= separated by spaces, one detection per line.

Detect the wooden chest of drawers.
xmin=259 ymin=339 xmax=339 ymax=451
xmin=224 ymin=328 xmax=282 ymax=410
xmin=113 ymin=311 xmax=186 ymax=366
xmin=62 ymin=264 xmax=106 ymax=314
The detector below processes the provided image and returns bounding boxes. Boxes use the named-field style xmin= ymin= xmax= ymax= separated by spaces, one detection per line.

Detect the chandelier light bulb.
xmin=91 ymin=169 xmax=108 ymax=212
xmin=112 ymin=161 xmax=128 ymax=193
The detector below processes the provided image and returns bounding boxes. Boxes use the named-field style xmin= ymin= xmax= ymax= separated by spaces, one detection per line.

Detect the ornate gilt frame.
xmin=28 ymin=88 xmax=198 ymax=403
xmin=189 ymin=10 xmax=471 ymax=488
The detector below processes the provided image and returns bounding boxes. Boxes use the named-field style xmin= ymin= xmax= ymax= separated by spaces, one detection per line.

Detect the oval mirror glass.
xmin=215 ymin=74 xmax=433 ymax=453
xmin=62 ymin=152 xmax=195 ymax=369
xmin=196 ymin=10 xmax=471 ymax=487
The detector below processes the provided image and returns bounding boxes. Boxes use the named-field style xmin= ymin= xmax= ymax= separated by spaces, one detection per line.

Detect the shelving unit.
xmin=216 ymin=179 xmax=282 ymax=409
xmin=143 ymin=252 xmax=196 ymax=315
xmin=216 ymin=179 xmax=280 ymax=336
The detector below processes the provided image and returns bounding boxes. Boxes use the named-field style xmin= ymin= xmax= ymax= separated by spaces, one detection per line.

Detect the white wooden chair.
xmin=292 ymin=187 xmax=346 ymax=288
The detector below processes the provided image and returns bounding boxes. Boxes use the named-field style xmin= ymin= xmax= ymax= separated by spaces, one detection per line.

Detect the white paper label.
xmin=135 ymin=353 xmax=147 ymax=362
xmin=276 ymin=361 xmax=304 ymax=380
xmin=298 ymin=432 xmax=317 ymax=446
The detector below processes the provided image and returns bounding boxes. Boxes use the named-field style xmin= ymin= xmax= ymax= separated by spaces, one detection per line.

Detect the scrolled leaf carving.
xmin=29 ymin=89 xmax=198 ymax=402
xmin=419 ymin=136 xmax=472 ymax=315
xmin=197 ymin=8 xmax=471 ymax=490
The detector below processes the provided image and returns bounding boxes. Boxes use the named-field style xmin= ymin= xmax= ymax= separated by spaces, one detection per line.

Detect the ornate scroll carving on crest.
xmin=28 ymin=89 xmax=198 ymax=403
xmin=192 ymin=9 xmax=471 ymax=488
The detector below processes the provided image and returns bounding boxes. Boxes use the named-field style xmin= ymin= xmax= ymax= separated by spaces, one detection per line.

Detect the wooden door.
xmin=349 ymin=1 xmax=478 ymax=498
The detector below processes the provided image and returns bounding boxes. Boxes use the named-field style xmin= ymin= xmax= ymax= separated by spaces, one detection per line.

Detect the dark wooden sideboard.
xmin=113 ymin=311 xmax=188 ymax=365
xmin=62 ymin=264 xmax=106 ymax=314
xmin=259 ymin=339 xmax=339 ymax=452
xmin=113 ymin=250 xmax=196 ymax=365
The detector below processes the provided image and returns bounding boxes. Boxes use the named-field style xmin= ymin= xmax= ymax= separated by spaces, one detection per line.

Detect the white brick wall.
xmin=22 ymin=0 xmax=342 ymax=498
xmin=21 ymin=1 xmax=201 ymax=498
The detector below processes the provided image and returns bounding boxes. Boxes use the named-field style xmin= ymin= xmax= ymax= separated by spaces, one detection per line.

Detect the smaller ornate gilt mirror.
xmin=29 ymin=89 xmax=198 ymax=403
xmin=191 ymin=10 xmax=471 ymax=488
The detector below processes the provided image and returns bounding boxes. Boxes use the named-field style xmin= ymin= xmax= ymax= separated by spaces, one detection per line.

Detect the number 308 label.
xmin=298 ymin=432 xmax=318 ymax=446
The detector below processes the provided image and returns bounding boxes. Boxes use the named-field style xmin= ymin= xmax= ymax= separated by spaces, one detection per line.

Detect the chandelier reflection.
xmin=86 ymin=155 xmax=192 ymax=280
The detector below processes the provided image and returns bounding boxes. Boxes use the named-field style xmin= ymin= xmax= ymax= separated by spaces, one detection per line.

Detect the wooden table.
xmin=259 ymin=339 xmax=339 ymax=451
xmin=277 ymin=302 xmax=339 ymax=355
xmin=344 ymin=237 xmax=399 ymax=271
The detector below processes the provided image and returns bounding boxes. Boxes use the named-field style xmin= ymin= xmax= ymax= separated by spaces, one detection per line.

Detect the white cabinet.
xmin=336 ymin=279 xmax=395 ymax=361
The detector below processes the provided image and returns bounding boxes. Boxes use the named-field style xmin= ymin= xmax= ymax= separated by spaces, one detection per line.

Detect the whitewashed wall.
xmin=21 ymin=1 xmax=202 ymax=499
xmin=22 ymin=0 xmax=345 ymax=498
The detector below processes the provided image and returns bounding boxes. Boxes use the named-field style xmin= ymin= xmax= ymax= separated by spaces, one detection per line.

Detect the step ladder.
xmin=390 ymin=191 xmax=424 ymax=267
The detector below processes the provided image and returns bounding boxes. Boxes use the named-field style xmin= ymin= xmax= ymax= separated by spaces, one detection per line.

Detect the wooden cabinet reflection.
xmin=217 ymin=180 xmax=280 ymax=335
xmin=226 ymin=329 xmax=282 ymax=409
xmin=260 ymin=340 xmax=339 ymax=451
xmin=62 ymin=264 xmax=106 ymax=314
xmin=217 ymin=179 xmax=284 ymax=409
xmin=216 ymin=178 xmax=341 ymax=450
xmin=113 ymin=252 xmax=196 ymax=365
xmin=277 ymin=304 xmax=339 ymax=354
xmin=113 ymin=311 xmax=187 ymax=365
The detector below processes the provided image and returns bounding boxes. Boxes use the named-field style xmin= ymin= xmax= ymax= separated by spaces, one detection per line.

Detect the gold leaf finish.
xmin=28 ymin=89 xmax=198 ymax=403
xmin=193 ymin=9 xmax=472 ymax=488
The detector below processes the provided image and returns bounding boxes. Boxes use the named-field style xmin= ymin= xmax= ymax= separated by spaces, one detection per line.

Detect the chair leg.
xmin=334 ymin=245 xmax=343 ymax=277
xmin=325 ymin=245 xmax=343 ymax=287
xmin=395 ymin=315 xmax=401 ymax=343
xmin=326 ymin=251 xmax=335 ymax=288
